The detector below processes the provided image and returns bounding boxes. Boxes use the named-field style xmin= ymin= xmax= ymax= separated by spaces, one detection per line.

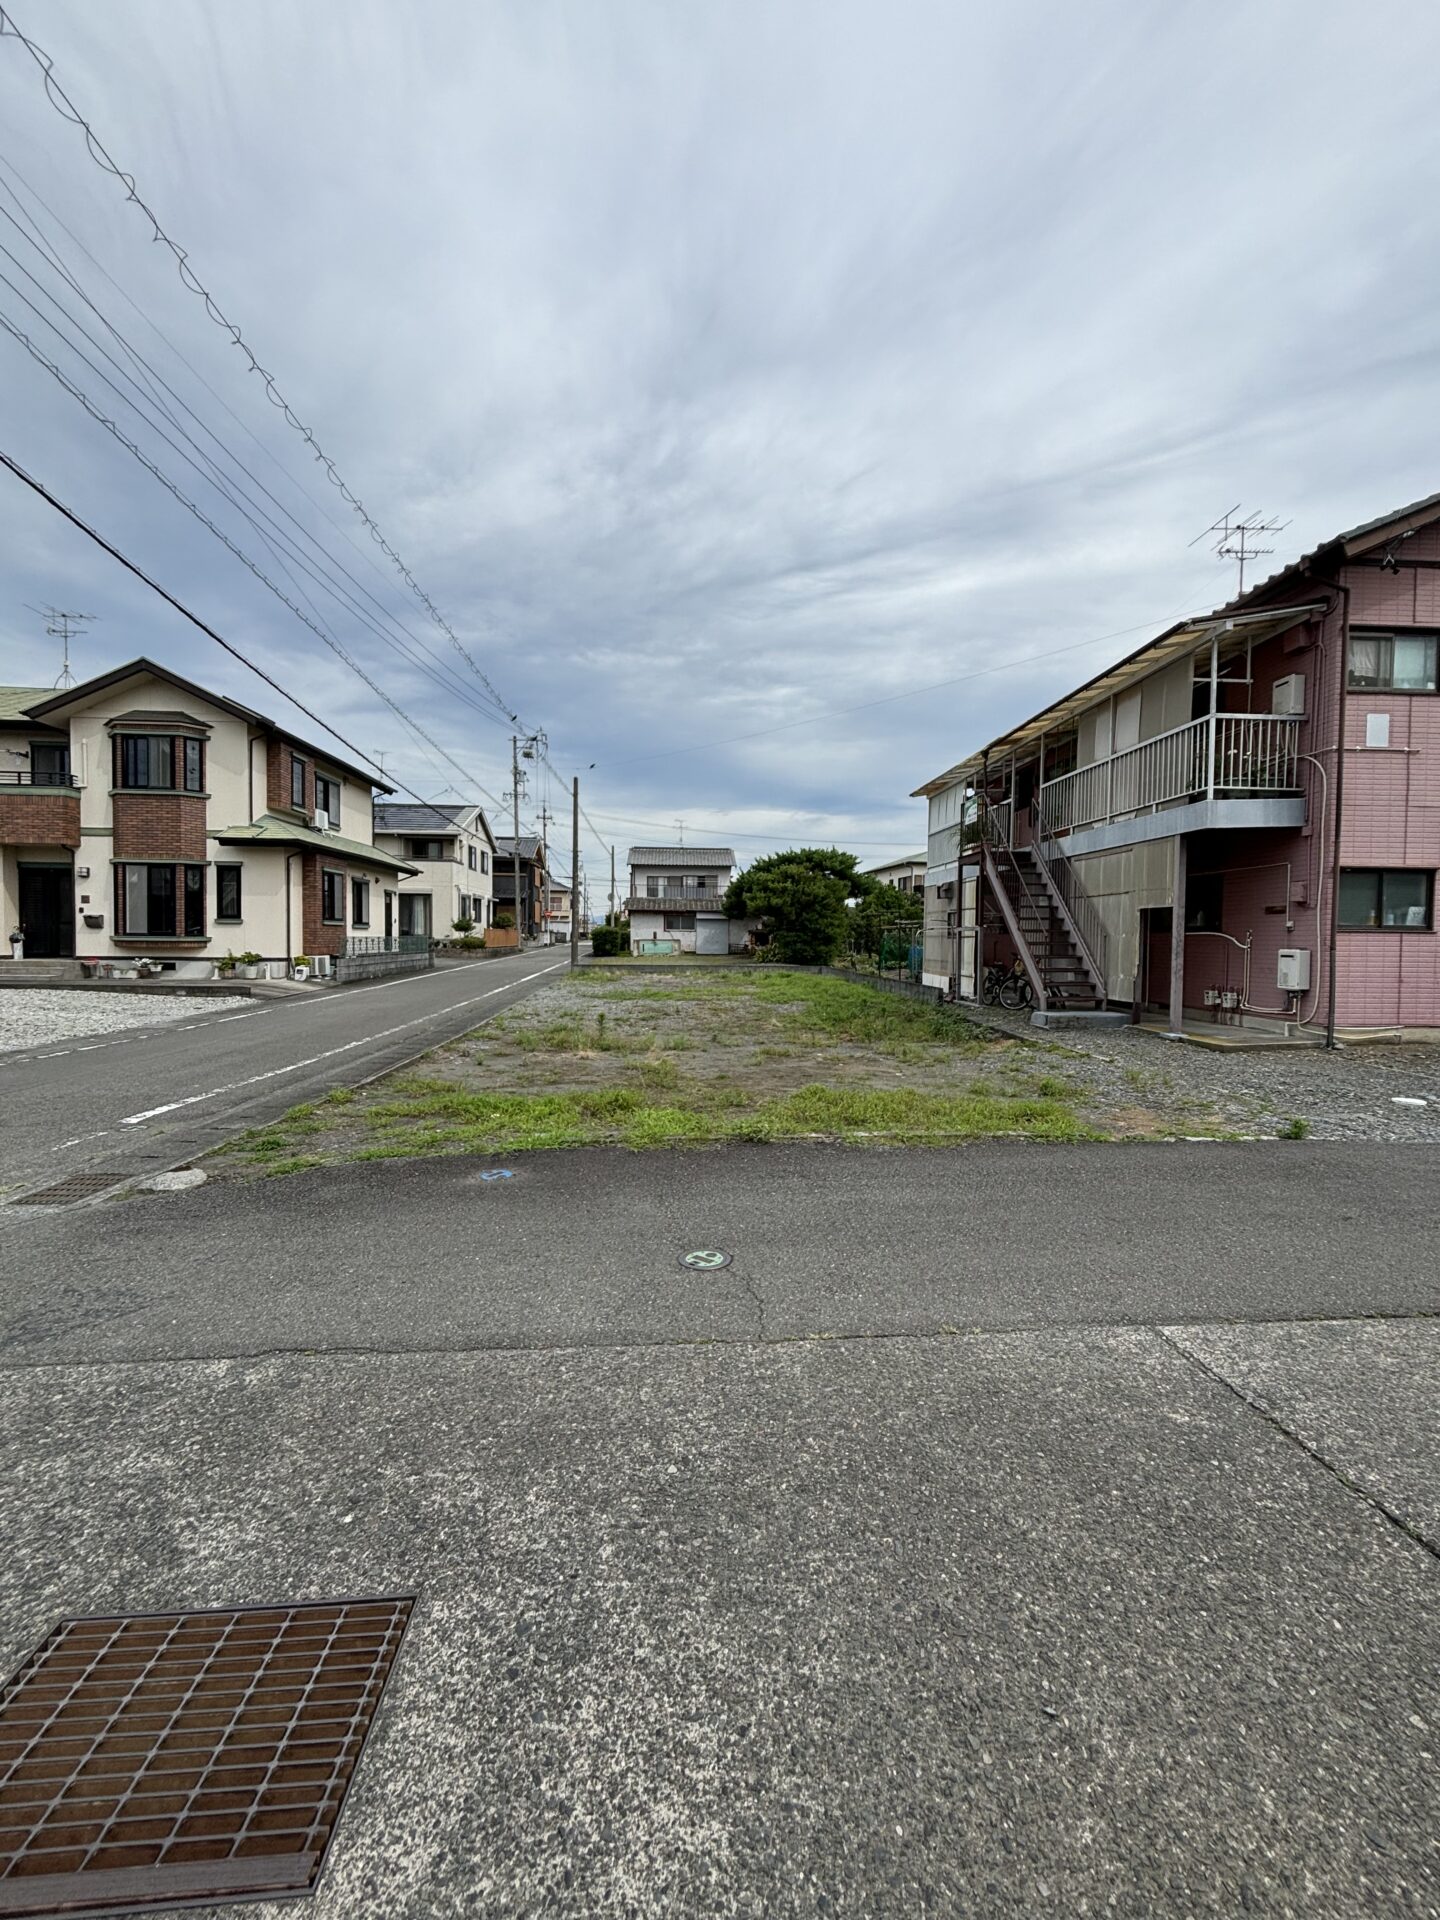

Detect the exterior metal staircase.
xmin=980 ymin=805 xmax=1108 ymax=1012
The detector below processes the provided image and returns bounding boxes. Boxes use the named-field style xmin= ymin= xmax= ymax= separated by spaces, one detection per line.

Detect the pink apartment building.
xmin=915 ymin=491 xmax=1440 ymax=1041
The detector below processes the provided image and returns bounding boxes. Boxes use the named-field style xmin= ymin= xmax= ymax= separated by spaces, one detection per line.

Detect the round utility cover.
xmin=679 ymin=1249 xmax=732 ymax=1270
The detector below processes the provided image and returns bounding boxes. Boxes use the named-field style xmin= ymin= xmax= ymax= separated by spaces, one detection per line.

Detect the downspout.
xmin=285 ymin=850 xmax=299 ymax=965
xmin=1324 ymin=583 xmax=1351 ymax=1049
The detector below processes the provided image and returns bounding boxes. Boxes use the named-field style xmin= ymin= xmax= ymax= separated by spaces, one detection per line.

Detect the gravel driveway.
xmin=0 ymin=988 xmax=252 ymax=1057
xmin=976 ymin=1006 xmax=1440 ymax=1142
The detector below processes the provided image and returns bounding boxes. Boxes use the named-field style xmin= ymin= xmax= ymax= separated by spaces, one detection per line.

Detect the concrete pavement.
xmin=1 ymin=1141 xmax=1437 ymax=1916
xmin=0 ymin=947 xmax=570 ymax=1200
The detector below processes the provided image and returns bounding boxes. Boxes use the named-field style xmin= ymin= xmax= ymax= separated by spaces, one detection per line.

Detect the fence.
xmin=335 ymin=933 xmax=433 ymax=984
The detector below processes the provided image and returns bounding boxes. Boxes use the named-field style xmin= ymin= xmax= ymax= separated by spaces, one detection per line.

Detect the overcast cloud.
xmin=3 ymin=0 xmax=1440 ymax=889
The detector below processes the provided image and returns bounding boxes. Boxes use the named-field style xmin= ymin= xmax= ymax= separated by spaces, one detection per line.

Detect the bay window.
xmin=114 ymin=733 xmax=205 ymax=790
xmin=116 ymin=863 xmax=208 ymax=938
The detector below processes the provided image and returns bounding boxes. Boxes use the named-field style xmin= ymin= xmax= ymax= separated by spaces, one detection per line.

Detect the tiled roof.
xmin=495 ymin=835 xmax=544 ymax=860
xmin=0 ymin=687 xmax=51 ymax=722
xmin=626 ymin=846 xmax=735 ymax=867
xmin=374 ymin=802 xmax=470 ymax=833
xmin=213 ymin=814 xmax=418 ymax=873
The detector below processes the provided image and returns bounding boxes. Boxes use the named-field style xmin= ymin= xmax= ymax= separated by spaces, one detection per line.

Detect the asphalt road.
xmin=2 ymin=1141 xmax=1437 ymax=1918
xmin=0 ymin=948 xmax=570 ymax=1199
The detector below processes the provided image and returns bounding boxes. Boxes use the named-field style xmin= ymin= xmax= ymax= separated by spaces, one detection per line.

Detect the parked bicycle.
xmin=981 ymin=958 xmax=1033 ymax=1009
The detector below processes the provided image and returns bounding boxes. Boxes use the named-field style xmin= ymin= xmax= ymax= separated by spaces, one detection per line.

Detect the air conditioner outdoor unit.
xmin=314 ymin=810 xmax=332 ymax=831
xmin=1272 ymin=674 xmax=1306 ymax=716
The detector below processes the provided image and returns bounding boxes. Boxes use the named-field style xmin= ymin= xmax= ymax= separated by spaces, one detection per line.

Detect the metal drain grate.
xmin=0 ymin=1596 xmax=413 ymax=1916
xmin=8 ymin=1173 xmax=128 ymax=1209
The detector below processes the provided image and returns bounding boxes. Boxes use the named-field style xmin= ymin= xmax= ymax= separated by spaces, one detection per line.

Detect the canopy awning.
xmin=912 ymin=603 xmax=1325 ymax=797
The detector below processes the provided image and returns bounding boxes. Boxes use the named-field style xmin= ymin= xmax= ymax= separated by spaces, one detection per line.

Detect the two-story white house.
xmin=0 ymin=657 xmax=416 ymax=979
xmin=371 ymin=803 xmax=498 ymax=938
xmin=626 ymin=846 xmax=752 ymax=953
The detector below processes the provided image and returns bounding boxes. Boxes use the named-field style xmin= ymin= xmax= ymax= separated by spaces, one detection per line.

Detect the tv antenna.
xmin=1190 ymin=507 xmax=1289 ymax=598
xmin=675 ymin=818 xmax=685 ymax=846
xmin=25 ymin=604 xmax=94 ymax=688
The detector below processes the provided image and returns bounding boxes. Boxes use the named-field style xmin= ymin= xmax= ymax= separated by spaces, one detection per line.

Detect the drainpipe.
xmin=1324 ymin=582 xmax=1351 ymax=1049
xmin=1205 ymin=631 xmax=1219 ymax=799
xmin=285 ymin=850 xmax=299 ymax=965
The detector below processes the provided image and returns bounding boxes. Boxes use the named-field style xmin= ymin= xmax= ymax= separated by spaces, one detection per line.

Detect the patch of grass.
xmin=752 ymin=1084 xmax=1101 ymax=1143
xmin=324 ymin=1086 xmax=356 ymax=1106
xmin=1277 ymin=1116 xmax=1311 ymax=1140
xmin=1030 ymin=1075 xmax=1071 ymax=1098
xmin=262 ymin=1154 xmax=324 ymax=1177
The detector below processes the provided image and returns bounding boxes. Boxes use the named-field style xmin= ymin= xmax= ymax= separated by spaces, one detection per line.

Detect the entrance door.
xmin=19 ymin=865 xmax=75 ymax=957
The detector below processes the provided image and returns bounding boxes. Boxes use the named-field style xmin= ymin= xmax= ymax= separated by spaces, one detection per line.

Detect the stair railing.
xmin=978 ymin=800 xmax=1050 ymax=1012
xmin=1030 ymin=796 xmax=1109 ymax=1004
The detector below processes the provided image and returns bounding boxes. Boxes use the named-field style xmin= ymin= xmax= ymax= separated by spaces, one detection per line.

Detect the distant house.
xmin=493 ymin=835 xmax=547 ymax=942
xmin=863 ymin=853 xmax=927 ymax=894
xmin=372 ymin=802 xmax=498 ymax=938
xmin=626 ymin=846 xmax=753 ymax=953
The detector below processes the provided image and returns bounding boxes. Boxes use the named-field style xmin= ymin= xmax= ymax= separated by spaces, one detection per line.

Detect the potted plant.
xmin=217 ymin=951 xmax=238 ymax=979
xmin=291 ymin=954 xmax=312 ymax=981
xmin=237 ymin=950 xmax=262 ymax=980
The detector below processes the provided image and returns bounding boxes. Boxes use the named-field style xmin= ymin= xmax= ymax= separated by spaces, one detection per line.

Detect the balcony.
xmin=1040 ymin=713 xmax=1302 ymax=840
xmin=0 ymin=769 xmax=78 ymax=787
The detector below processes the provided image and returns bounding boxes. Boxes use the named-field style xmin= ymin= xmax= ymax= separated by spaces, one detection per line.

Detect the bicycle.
xmin=980 ymin=962 xmax=1009 ymax=1005
xmin=998 ymin=960 xmax=1034 ymax=1010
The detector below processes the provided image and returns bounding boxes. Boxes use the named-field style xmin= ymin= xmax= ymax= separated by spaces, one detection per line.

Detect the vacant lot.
xmin=219 ymin=970 xmax=1267 ymax=1176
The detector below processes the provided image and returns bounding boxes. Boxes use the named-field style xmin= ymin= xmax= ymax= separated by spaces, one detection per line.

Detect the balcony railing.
xmin=1039 ymin=713 xmax=1301 ymax=834
xmin=627 ymin=892 xmax=723 ymax=912
xmin=342 ymin=934 xmax=431 ymax=956
xmin=0 ymin=769 xmax=78 ymax=787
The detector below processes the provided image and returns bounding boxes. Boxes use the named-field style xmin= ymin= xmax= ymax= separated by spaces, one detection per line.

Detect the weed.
xmin=1277 ymin=1116 xmax=1311 ymax=1140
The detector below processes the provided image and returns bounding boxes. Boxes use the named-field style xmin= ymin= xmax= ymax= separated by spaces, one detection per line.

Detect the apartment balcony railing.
xmin=1039 ymin=713 xmax=1301 ymax=835
xmin=0 ymin=769 xmax=79 ymax=787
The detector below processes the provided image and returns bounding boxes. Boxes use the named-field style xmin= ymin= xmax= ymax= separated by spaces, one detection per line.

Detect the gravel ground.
xmin=974 ymin=1003 xmax=1440 ymax=1141
xmin=0 ymin=987 xmax=252 ymax=1055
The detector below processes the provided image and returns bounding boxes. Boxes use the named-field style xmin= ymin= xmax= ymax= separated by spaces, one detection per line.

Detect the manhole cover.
xmin=678 ymin=1250 xmax=732 ymax=1271
xmin=0 ymin=1595 xmax=413 ymax=1916
xmin=9 ymin=1172 xmax=126 ymax=1209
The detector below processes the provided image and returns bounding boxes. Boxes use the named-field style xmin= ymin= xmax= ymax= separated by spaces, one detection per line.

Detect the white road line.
xmin=118 ymin=962 xmax=566 ymax=1126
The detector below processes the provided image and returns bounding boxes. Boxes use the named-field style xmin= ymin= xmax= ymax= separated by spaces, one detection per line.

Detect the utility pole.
xmin=609 ymin=844 xmax=616 ymax=925
xmin=510 ymin=735 xmax=524 ymax=947
xmin=539 ymin=805 xmax=551 ymax=945
xmin=571 ymin=776 xmax=581 ymax=970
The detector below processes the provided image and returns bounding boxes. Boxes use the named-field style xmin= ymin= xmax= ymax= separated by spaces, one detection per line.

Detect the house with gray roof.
xmin=625 ymin=845 xmax=756 ymax=954
xmin=373 ymin=802 xmax=498 ymax=939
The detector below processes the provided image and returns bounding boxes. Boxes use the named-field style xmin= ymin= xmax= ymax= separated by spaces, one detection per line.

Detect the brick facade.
xmin=301 ymin=852 xmax=349 ymax=956
xmin=112 ymin=794 xmax=208 ymax=860
xmin=0 ymin=793 xmax=81 ymax=847
xmin=267 ymin=739 xmax=313 ymax=816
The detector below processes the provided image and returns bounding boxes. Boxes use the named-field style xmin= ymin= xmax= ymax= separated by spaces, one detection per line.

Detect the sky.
xmin=3 ymin=0 xmax=1440 ymax=901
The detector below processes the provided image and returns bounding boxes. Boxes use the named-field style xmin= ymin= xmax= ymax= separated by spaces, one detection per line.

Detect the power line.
xmin=0 ymin=313 xmax=533 ymax=825
xmin=0 ymin=446 xmax=545 ymax=838
xmin=0 ymin=4 xmax=527 ymax=730
xmin=0 ymin=226 xmax=516 ymax=735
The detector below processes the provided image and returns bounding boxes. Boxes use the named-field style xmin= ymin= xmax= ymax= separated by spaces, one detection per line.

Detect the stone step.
xmin=0 ymin=959 xmax=82 ymax=982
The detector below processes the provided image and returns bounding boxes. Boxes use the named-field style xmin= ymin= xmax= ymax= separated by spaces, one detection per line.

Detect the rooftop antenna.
xmin=1190 ymin=507 xmax=1290 ymax=598
xmin=26 ymin=604 xmax=94 ymax=687
xmin=675 ymin=818 xmax=685 ymax=846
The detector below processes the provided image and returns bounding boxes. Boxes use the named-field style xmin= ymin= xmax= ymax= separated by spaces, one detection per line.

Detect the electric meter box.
xmin=1272 ymin=674 xmax=1306 ymax=715
xmin=1276 ymin=948 xmax=1311 ymax=992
